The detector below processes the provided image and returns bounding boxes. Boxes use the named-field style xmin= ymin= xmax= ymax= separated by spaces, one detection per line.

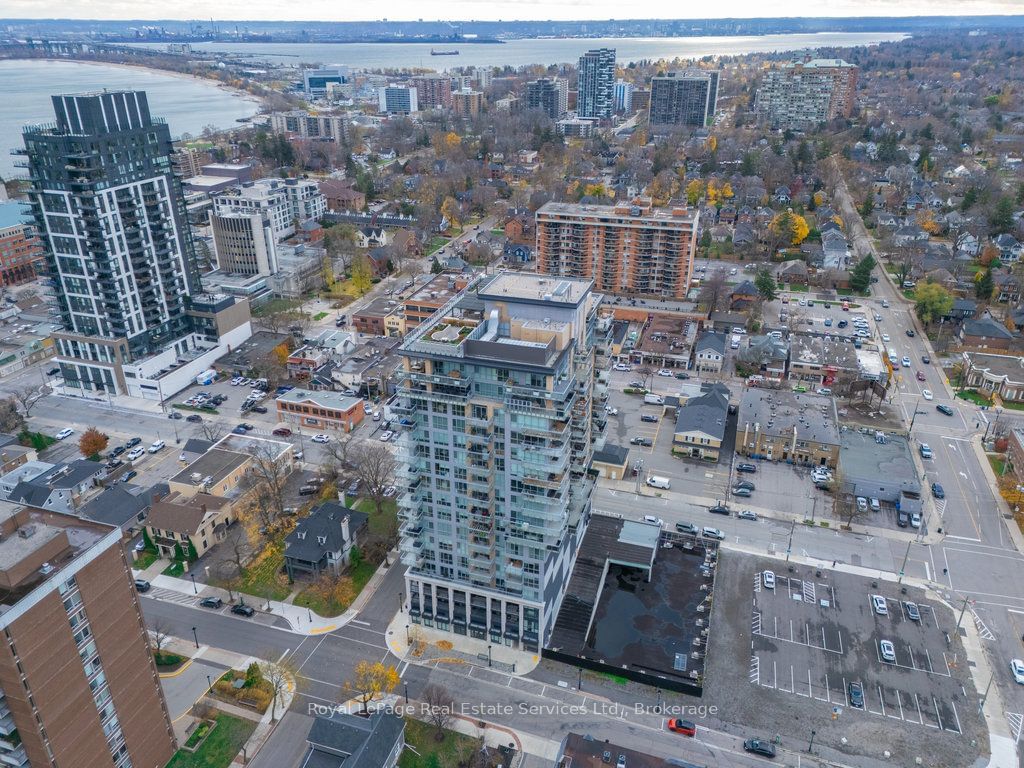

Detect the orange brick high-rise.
xmin=535 ymin=199 xmax=698 ymax=299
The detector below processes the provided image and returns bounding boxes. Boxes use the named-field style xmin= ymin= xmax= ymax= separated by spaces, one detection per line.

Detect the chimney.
xmin=342 ymin=514 xmax=351 ymax=542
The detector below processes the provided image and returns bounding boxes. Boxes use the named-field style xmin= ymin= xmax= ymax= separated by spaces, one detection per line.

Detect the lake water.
xmin=131 ymin=32 xmax=907 ymax=70
xmin=0 ymin=60 xmax=260 ymax=179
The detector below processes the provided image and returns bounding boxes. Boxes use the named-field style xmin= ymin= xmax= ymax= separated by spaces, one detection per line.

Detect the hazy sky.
xmin=2 ymin=0 xmax=1023 ymax=21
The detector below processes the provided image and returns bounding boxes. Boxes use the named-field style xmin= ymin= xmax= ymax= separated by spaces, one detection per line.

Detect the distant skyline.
xmin=2 ymin=0 xmax=1024 ymax=22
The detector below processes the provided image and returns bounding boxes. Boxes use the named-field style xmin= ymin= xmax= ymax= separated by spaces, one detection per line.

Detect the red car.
xmin=916 ymin=371 xmax=926 ymax=382
xmin=667 ymin=718 xmax=697 ymax=737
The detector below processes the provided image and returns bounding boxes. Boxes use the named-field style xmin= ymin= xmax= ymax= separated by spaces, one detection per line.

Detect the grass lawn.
xmin=355 ymin=498 xmax=398 ymax=537
xmin=293 ymin=558 xmax=377 ymax=616
xmin=956 ymin=389 xmax=991 ymax=406
xmin=230 ymin=542 xmax=291 ymax=602
xmin=399 ymin=719 xmax=480 ymax=768
xmin=313 ymin=311 xmax=329 ymax=321
xmin=902 ymin=289 xmax=916 ymax=301
xmin=426 ymin=236 xmax=449 ymax=256
xmin=787 ymin=283 xmax=810 ymax=292
xmin=252 ymin=297 xmax=303 ymax=316
xmin=989 ymin=454 xmax=1008 ymax=476
xmin=1002 ymin=400 xmax=1024 ymax=412
xmin=165 ymin=712 xmax=255 ymax=768
xmin=134 ymin=548 xmax=159 ymax=570
xmin=489 ymin=228 xmax=504 ymax=236
xmin=163 ymin=560 xmax=185 ymax=578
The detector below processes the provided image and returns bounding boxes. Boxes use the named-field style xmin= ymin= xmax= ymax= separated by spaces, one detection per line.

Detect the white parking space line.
xmin=933 ymin=696 xmax=944 ymax=731
xmin=878 ymin=685 xmax=886 ymax=717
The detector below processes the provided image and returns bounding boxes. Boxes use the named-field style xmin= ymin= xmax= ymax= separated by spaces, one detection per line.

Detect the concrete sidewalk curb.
xmin=969 ymin=435 xmax=1024 ymax=555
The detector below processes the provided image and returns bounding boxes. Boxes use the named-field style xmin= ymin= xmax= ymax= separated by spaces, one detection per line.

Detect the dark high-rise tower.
xmin=525 ymin=78 xmax=568 ymax=120
xmin=648 ymin=71 xmax=721 ymax=130
xmin=576 ymin=48 xmax=615 ymax=120
xmin=21 ymin=91 xmax=201 ymax=395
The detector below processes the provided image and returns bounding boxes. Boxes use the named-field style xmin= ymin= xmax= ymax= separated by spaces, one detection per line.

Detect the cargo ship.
xmin=430 ymin=49 xmax=460 ymax=56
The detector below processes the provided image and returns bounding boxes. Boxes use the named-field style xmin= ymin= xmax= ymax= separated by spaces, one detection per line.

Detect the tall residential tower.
xmin=396 ymin=273 xmax=603 ymax=651
xmin=648 ymin=71 xmax=720 ymax=129
xmin=576 ymin=48 xmax=616 ymax=120
xmin=755 ymin=58 xmax=858 ymax=129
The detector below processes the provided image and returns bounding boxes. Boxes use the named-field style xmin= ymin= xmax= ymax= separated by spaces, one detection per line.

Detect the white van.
xmin=148 ymin=440 xmax=165 ymax=453
xmin=644 ymin=393 xmax=665 ymax=405
xmin=646 ymin=475 xmax=671 ymax=490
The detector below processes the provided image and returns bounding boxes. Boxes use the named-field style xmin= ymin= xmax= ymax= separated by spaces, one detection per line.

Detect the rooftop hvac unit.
xmin=18 ymin=525 xmax=36 ymax=539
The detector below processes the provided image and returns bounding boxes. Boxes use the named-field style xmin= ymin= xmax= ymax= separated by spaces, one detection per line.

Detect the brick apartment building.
xmin=0 ymin=503 xmax=175 ymax=768
xmin=535 ymin=199 xmax=698 ymax=299
xmin=411 ymin=75 xmax=453 ymax=110
xmin=755 ymin=58 xmax=858 ymax=129
xmin=276 ymin=389 xmax=365 ymax=432
xmin=0 ymin=220 xmax=43 ymax=286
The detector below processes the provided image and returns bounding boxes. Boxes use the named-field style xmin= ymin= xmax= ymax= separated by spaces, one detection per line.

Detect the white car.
xmin=642 ymin=515 xmax=664 ymax=527
xmin=762 ymin=570 xmax=776 ymax=589
xmin=657 ymin=369 xmax=673 ymax=377
xmin=55 ymin=428 xmax=74 ymax=440
xmin=922 ymin=389 xmax=933 ymax=400
xmin=816 ymin=387 xmax=832 ymax=395
xmin=701 ymin=527 xmax=725 ymax=540
xmin=311 ymin=434 xmax=331 ymax=444
xmin=148 ymin=440 xmax=165 ymax=453
xmin=605 ymin=405 xmax=619 ymax=415
xmin=126 ymin=447 xmax=145 ymax=461
xmin=613 ymin=363 xmax=632 ymax=372
xmin=880 ymin=333 xmax=890 ymax=343
xmin=363 ymin=403 xmax=373 ymax=414
xmin=798 ymin=299 xmax=807 ymax=306
xmin=1011 ymin=659 xmax=1024 ymax=685
xmin=901 ymin=356 xmax=911 ymax=368
xmin=871 ymin=595 xmax=888 ymax=616
xmin=880 ymin=640 xmax=896 ymax=663
xmin=379 ymin=431 xmax=394 ymax=442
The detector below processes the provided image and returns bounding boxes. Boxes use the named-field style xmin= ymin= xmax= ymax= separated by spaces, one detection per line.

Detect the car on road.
xmin=922 ymin=354 xmax=931 ymax=364
xmin=379 ymin=431 xmax=394 ymax=442
xmin=816 ymin=387 xmax=832 ymax=395
xmin=709 ymin=504 xmax=730 ymax=515
xmin=169 ymin=411 xmax=183 ymax=420
xmin=675 ymin=521 xmax=698 ymax=535
xmin=121 ymin=470 xmax=137 ymax=483
xmin=272 ymin=427 xmax=293 ymax=437
xmin=126 ymin=447 xmax=145 ymax=461
xmin=880 ymin=639 xmax=896 ymax=662
xmin=628 ymin=380 xmax=645 ymax=389
xmin=134 ymin=579 xmax=150 ymax=593
xmin=701 ymin=527 xmax=725 ymax=540
xmin=916 ymin=371 xmax=926 ymax=382
xmin=55 ymin=428 xmax=74 ymax=440
xmin=762 ymin=570 xmax=775 ymax=589
xmin=734 ymin=480 xmax=755 ymax=491
xmin=903 ymin=601 xmax=921 ymax=621
xmin=237 ymin=423 xmax=254 ymax=431
xmin=849 ymin=681 xmax=865 ymax=709
xmin=1011 ymin=659 xmax=1024 ymax=685
xmin=667 ymin=718 xmax=696 ymax=736
xmin=731 ymin=486 xmax=752 ymax=497
xmin=919 ymin=443 xmax=933 ymax=459
xmin=874 ymin=313 xmax=883 ymax=321
xmin=872 ymin=595 xmax=888 ymax=616
xmin=312 ymin=434 xmax=331 ymax=444
xmin=881 ymin=333 xmax=891 ymax=343
xmin=46 ymin=367 xmax=61 ymax=376
xmin=738 ymin=510 xmax=758 ymax=521
xmin=613 ymin=363 xmax=632 ymax=372
xmin=657 ymin=369 xmax=673 ymax=377
xmin=881 ymin=299 xmax=890 ymax=308
xmin=936 ymin=404 xmax=954 ymax=416
xmin=230 ymin=603 xmax=255 ymax=617
xmin=906 ymin=329 xmax=916 ymax=337
xmin=642 ymin=515 xmax=665 ymax=527
xmin=922 ymin=389 xmax=933 ymax=400
xmin=736 ymin=463 xmax=757 ymax=473
xmin=743 ymin=740 xmax=776 ymax=758
xmin=186 ymin=414 xmax=203 ymax=423
xmin=232 ymin=425 xmax=248 ymax=435
xmin=674 ymin=372 xmax=690 ymax=380
xmin=251 ymin=405 xmax=268 ymax=414
xmin=901 ymin=356 xmax=911 ymax=367
xmin=932 ymin=482 xmax=945 ymax=499
xmin=199 ymin=597 xmax=223 ymax=609
xmin=629 ymin=437 xmax=653 ymax=447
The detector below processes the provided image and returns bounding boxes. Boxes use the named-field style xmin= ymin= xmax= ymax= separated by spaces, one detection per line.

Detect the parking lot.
xmin=706 ymin=550 xmax=984 ymax=766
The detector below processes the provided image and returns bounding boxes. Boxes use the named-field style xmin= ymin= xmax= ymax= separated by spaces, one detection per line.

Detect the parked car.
xmin=346 ymin=480 xmax=360 ymax=496
xmin=731 ymin=486 xmax=752 ymax=497
xmin=932 ymin=482 xmax=945 ymax=499
xmin=199 ymin=597 xmax=223 ymax=609
xmin=186 ymin=414 xmax=203 ymax=423
xmin=56 ymin=428 xmax=74 ymax=440
xmin=910 ymin=512 xmax=922 ymax=528
xmin=232 ymin=425 xmax=248 ymax=435
xmin=903 ymin=601 xmax=921 ymax=621
xmin=629 ymin=437 xmax=653 ymax=447
xmin=880 ymin=640 xmax=896 ymax=663
xmin=667 ymin=719 xmax=696 ymax=736
xmin=231 ymin=603 xmax=255 ymax=617
xmin=613 ymin=363 xmax=632 ymax=372
xmin=133 ymin=579 xmax=150 ymax=593
xmin=126 ymin=447 xmax=145 ymax=461
xmin=657 ymin=369 xmax=673 ymax=377
xmin=169 ymin=411 xmax=183 ymax=420
xmin=709 ymin=504 xmax=730 ymax=515
xmin=675 ymin=521 xmax=698 ymax=535
xmin=738 ymin=510 xmax=758 ymax=521
xmin=148 ymin=440 xmax=165 ymax=453
xmin=379 ymin=431 xmax=394 ymax=442
xmin=849 ymin=681 xmax=865 ymax=709
xmin=734 ymin=480 xmax=755 ymax=492
xmin=251 ymin=406 xmax=268 ymax=414
xmin=743 ymin=740 xmax=776 ymax=758
xmin=299 ymin=485 xmax=319 ymax=496
xmin=312 ymin=434 xmax=331 ymax=444
xmin=272 ymin=427 xmax=293 ymax=437
xmin=762 ymin=570 xmax=776 ymax=590
xmin=674 ymin=372 xmax=690 ymax=380
xmin=640 ymin=414 xmax=659 ymax=423
xmin=856 ymin=496 xmax=868 ymax=512
xmin=1011 ymin=659 xmax=1024 ymax=685
xmin=46 ymin=367 xmax=61 ymax=376
xmin=936 ymin=404 xmax=954 ymax=416
xmin=872 ymin=595 xmax=888 ymax=615
xmin=110 ymin=445 xmax=126 ymax=458
xmin=604 ymin=405 xmax=619 ymax=416
xmin=642 ymin=515 xmax=665 ymax=527
xmin=736 ymin=463 xmax=757 ymax=473
xmin=121 ymin=470 xmax=138 ymax=483
xmin=701 ymin=527 xmax=725 ymax=540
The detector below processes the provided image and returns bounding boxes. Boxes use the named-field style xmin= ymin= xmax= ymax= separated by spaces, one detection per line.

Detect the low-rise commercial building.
xmin=692 ymin=331 xmax=726 ymax=374
xmin=840 ymin=431 xmax=921 ymax=504
xmin=962 ymin=351 xmax=1024 ymax=402
xmin=737 ymin=389 xmax=840 ymax=468
xmin=276 ymin=388 xmax=365 ymax=432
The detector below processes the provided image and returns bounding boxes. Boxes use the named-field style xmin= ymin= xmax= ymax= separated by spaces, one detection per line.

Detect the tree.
xmin=769 ymin=211 xmax=810 ymax=246
xmin=422 ymin=684 xmax=455 ymax=737
xmin=430 ymin=256 xmax=443 ymax=274
xmin=197 ymin=419 xmax=229 ymax=443
xmin=976 ymin=268 xmax=995 ymax=301
xmin=978 ymin=244 xmax=1001 ymax=268
xmin=350 ymin=254 xmax=373 ymax=296
xmin=11 ymin=386 xmax=45 ymax=419
xmin=78 ymin=427 xmax=108 ymax=458
xmin=245 ymin=442 xmax=292 ymax=523
xmin=849 ymin=253 xmax=877 ymax=294
xmin=914 ymin=282 xmax=953 ymax=327
xmin=308 ymin=570 xmax=357 ymax=612
xmin=352 ymin=443 xmax=398 ymax=520
xmin=684 ymin=179 xmax=704 ymax=206
xmin=697 ymin=269 xmax=730 ymax=312
xmin=440 ymin=197 xmax=461 ymax=231
xmin=990 ymin=196 xmax=1015 ymax=235
xmin=0 ymin=399 xmax=24 ymax=434
xmin=637 ymin=366 xmax=654 ymax=391
xmin=859 ymin=196 xmax=874 ymax=217
xmin=260 ymin=657 xmax=299 ymax=722
xmin=754 ymin=269 xmax=777 ymax=301
xmin=344 ymin=660 xmax=400 ymax=713
xmin=149 ymin=618 xmax=171 ymax=655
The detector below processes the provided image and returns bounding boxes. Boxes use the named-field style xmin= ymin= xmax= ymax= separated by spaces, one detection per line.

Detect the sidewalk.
xmin=969 ymin=434 xmax=1024 ymax=554
xmin=136 ymin=550 xmax=397 ymax=636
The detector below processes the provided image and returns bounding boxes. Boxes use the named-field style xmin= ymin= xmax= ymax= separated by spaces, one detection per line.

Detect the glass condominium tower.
xmin=396 ymin=272 xmax=604 ymax=651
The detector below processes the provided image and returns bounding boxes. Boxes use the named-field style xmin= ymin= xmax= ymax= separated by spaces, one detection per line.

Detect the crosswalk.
xmin=149 ymin=586 xmax=197 ymax=607
xmin=1007 ymin=712 xmax=1023 ymax=743
xmin=972 ymin=609 xmax=996 ymax=641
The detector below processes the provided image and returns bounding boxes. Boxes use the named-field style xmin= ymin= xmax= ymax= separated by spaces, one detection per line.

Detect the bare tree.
xmin=698 ymin=269 xmax=730 ymax=312
xmin=254 ymin=311 xmax=289 ymax=334
xmin=149 ymin=618 xmax=171 ymax=655
xmin=245 ymin=442 xmax=292 ymax=518
xmin=259 ymin=657 xmax=299 ymax=723
xmin=322 ymin=432 xmax=358 ymax=475
xmin=11 ymin=385 xmax=45 ymax=418
xmin=422 ymin=684 xmax=455 ymax=736
xmin=352 ymin=442 xmax=398 ymax=519
xmin=214 ymin=559 xmax=240 ymax=601
xmin=197 ymin=419 xmax=229 ymax=443
xmin=637 ymin=365 xmax=654 ymax=391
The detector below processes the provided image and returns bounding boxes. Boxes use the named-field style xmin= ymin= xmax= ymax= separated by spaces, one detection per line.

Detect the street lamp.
xmin=808 ymin=729 xmax=816 ymax=753
xmin=487 ymin=644 xmax=492 ymax=668
xmin=404 ymin=682 xmax=409 ymax=704
xmin=908 ymin=409 xmax=926 ymax=434
xmin=206 ymin=674 xmax=213 ymax=692
xmin=191 ymin=626 xmax=199 ymax=649
xmin=398 ymin=591 xmax=404 ymax=613
xmin=405 ymin=624 xmax=410 ymax=644
xmin=190 ymin=572 xmax=198 ymax=595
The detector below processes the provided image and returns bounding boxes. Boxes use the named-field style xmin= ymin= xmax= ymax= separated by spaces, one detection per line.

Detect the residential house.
xmin=710 ymin=224 xmax=731 ymax=244
xmin=300 ymin=711 xmax=405 ymax=768
xmin=959 ymin=313 xmax=1019 ymax=352
xmin=692 ymin=332 xmax=726 ymax=374
xmin=943 ymin=298 xmax=977 ymax=323
xmin=737 ymin=389 xmax=840 ymax=468
xmin=144 ymin=492 xmax=234 ymax=559
xmin=994 ymin=271 xmax=1021 ymax=304
xmin=733 ymin=222 xmax=755 ymax=248
xmin=276 ymin=388 xmax=366 ymax=432
xmin=719 ymin=205 xmax=737 ymax=225
xmin=730 ymin=280 xmax=759 ymax=311
xmin=672 ymin=385 xmax=730 ymax=461
xmin=994 ymin=234 xmax=1023 ymax=263
xmin=774 ymin=186 xmax=792 ymax=204
xmin=956 ymin=231 xmax=981 ymax=257
xmin=284 ymin=501 xmax=369 ymax=579
xmin=892 ymin=225 xmax=930 ymax=246
xmin=0 ymin=461 xmax=53 ymax=500
xmin=777 ymin=259 xmax=809 ymax=285
xmin=331 ymin=338 xmax=403 ymax=398
xmin=7 ymin=460 xmax=106 ymax=513
xmin=0 ymin=441 xmax=34 ymax=475
xmin=367 ymin=248 xmax=393 ymax=279
xmin=962 ymin=351 xmax=1024 ymax=402
xmin=788 ymin=333 xmax=859 ymax=387
xmin=821 ymin=229 xmax=849 ymax=269
xmin=79 ymin=483 xmax=162 ymax=535
xmin=356 ymin=227 xmax=389 ymax=249
xmin=286 ymin=345 xmax=330 ymax=380
xmin=738 ymin=334 xmax=789 ymax=382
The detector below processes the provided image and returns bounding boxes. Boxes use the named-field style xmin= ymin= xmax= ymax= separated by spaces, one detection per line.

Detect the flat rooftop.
xmin=738 ymin=389 xmax=840 ymax=446
xmin=559 ymin=732 xmax=676 ymax=768
xmin=171 ymin=448 xmax=249 ymax=488
xmin=277 ymin=388 xmax=362 ymax=412
xmin=537 ymin=200 xmax=697 ymax=224
xmin=840 ymin=431 xmax=921 ymax=493
xmin=477 ymin=273 xmax=592 ymax=306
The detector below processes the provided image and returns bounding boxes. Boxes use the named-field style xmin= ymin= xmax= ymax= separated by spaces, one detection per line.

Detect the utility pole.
xmin=785 ymin=519 xmax=796 ymax=563
xmin=897 ymin=539 xmax=912 ymax=584
xmin=955 ymin=596 xmax=970 ymax=634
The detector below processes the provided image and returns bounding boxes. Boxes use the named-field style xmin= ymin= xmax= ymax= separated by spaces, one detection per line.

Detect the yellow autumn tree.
xmin=707 ymin=136 xmax=717 ymax=153
xmin=831 ymin=215 xmax=844 ymax=229
xmin=440 ymin=197 xmax=461 ymax=231
xmin=350 ymin=254 xmax=373 ymax=296
xmin=722 ymin=182 xmax=734 ymax=199
xmin=344 ymin=661 xmax=400 ymax=713
xmin=685 ymin=179 xmax=704 ymax=206
xmin=566 ymin=180 xmax=580 ymax=199
xmin=770 ymin=211 xmax=810 ymax=246
xmin=706 ymin=179 xmax=720 ymax=206
xmin=915 ymin=209 xmax=941 ymax=235
xmin=813 ymin=191 xmax=827 ymax=207
xmin=583 ymin=183 xmax=606 ymax=199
